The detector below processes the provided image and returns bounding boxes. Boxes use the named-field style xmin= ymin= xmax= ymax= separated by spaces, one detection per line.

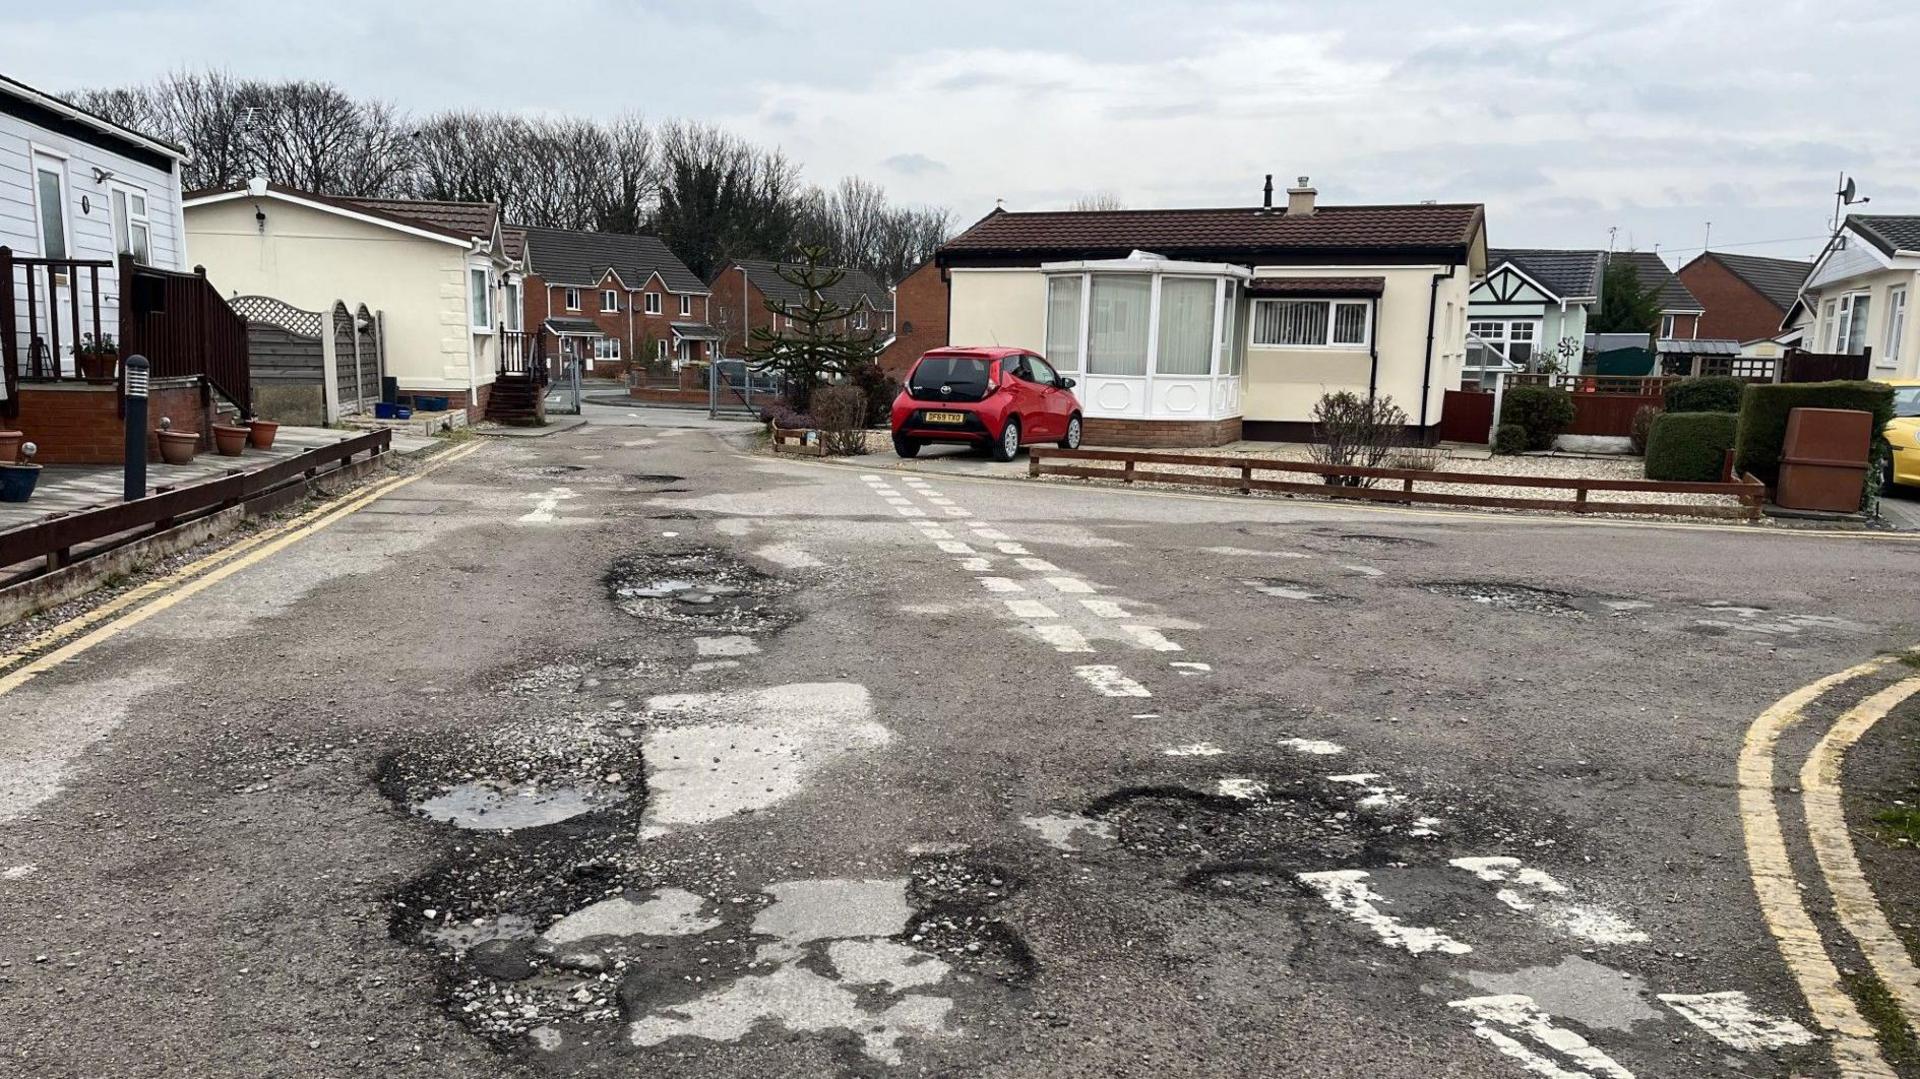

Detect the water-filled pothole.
xmin=628 ymin=473 xmax=685 ymax=484
xmin=1423 ymin=580 xmax=1591 ymax=616
xmin=416 ymin=780 xmax=630 ymax=830
xmin=605 ymin=548 xmax=795 ymax=633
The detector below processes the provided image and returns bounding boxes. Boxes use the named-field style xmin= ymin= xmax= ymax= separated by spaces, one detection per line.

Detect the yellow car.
xmin=1889 ymin=380 xmax=1920 ymax=489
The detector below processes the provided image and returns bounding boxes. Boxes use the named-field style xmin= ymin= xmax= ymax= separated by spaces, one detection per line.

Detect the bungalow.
xmin=515 ymin=225 xmax=716 ymax=377
xmin=3 ymin=71 xmax=251 ymax=464
xmin=183 ymin=181 xmax=523 ymax=421
xmin=1787 ymin=215 xmax=1918 ymax=380
xmin=707 ymin=258 xmax=893 ymax=359
xmin=1465 ymin=248 xmax=1606 ymax=386
xmin=930 ymin=177 xmax=1487 ymax=446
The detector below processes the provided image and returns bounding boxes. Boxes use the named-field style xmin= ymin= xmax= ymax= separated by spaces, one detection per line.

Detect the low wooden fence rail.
xmin=0 ymin=429 xmax=392 ymax=573
xmin=1028 ymin=447 xmax=1767 ymax=522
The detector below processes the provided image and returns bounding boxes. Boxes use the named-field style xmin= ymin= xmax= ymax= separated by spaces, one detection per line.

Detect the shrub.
xmin=759 ymin=403 xmax=814 ymax=431
xmin=1493 ymin=423 xmax=1528 ymax=455
xmin=1308 ymin=391 xmax=1407 ymax=486
xmin=1645 ymin=412 xmax=1739 ymax=482
xmin=1663 ymin=375 xmax=1746 ymax=414
xmin=1388 ymin=444 xmax=1445 ymax=471
xmin=1498 ymin=385 xmax=1577 ymax=450
xmin=1734 ymin=380 xmax=1895 ymax=488
xmin=1628 ymin=405 xmax=1659 ymax=456
xmin=847 ymin=363 xmax=901 ymax=428
xmin=810 ymin=384 xmax=869 ymax=456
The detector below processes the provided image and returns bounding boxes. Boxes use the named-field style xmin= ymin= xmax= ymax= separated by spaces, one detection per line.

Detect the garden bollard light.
xmin=123 ymin=354 xmax=150 ymax=503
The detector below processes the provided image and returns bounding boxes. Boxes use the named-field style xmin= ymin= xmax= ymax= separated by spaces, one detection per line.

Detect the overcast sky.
xmin=6 ymin=0 xmax=1913 ymax=265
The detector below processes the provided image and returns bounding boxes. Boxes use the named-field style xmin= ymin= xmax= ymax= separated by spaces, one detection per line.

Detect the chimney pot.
xmin=1262 ymin=174 xmax=1273 ymax=210
xmin=1286 ymin=176 xmax=1318 ymax=216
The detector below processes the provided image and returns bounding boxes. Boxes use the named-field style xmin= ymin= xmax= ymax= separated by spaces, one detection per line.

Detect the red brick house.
xmin=877 ymin=259 xmax=947 ymax=375
xmin=1675 ymin=251 xmax=1811 ymax=344
xmin=1608 ymin=250 xmax=1703 ymax=340
xmin=707 ymin=258 xmax=893 ymax=359
xmin=516 ymin=226 xmax=717 ymax=378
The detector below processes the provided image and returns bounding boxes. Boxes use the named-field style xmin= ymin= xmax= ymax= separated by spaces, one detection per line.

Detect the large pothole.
xmin=1423 ymin=580 xmax=1596 ymax=616
xmin=604 ymin=548 xmax=795 ymax=634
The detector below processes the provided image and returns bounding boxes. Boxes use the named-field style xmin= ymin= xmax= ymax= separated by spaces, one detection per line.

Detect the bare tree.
xmin=1068 ymin=191 xmax=1126 ymax=211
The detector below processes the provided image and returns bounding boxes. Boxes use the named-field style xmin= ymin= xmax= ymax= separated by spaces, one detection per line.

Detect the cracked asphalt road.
xmin=3 ymin=410 xmax=1919 ymax=1078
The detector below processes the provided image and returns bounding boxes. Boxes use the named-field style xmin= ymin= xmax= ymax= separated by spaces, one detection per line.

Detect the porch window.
xmin=602 ymin=289 xmax=619 ymax=312
xmin=645 ymin=292 xmax=662 ymax=315
xmin=1660 ymin=314 xmax=1676 ymax=339
xmin=111 ymin=185 xmax=151 ymax=265
xmin=1466 ymin=319 xmax=1536 ymax=376
xmin=1154 ymin=277 xmax=1216 ymax=376
xmin=656 ymin=339 xmax=668 ymax=360
xmin=1820 ymin=299 xmax=1838 ymax=350
xmin=1087 ymin=274 xmax=1150 ymax=376
xmin=1220 ymin=283 xmax=1243 ymax=376
xmin=503 ymin=278 xmax=523 ymax=331
xmin=469 ymin=268 xmax=492 ymax=330
xmin=1251 ymin=299 xmax=1371 ymax=348
xmin=565 ymin=288 xmax=581 ymax=311
xmin=679 ymin=294 xmax=692 ymax=317
xmin=1838 ymin=292 xmax=1872 ymax=355
xmin=33 ymin=158 xmax=67 ymax=260
xmin=1884 ymin=287 xmax=1907 ymax=368
xmin=1045 ymin=275 xmax=1083 ymax=373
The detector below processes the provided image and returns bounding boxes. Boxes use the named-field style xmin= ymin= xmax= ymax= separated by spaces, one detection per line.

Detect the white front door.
xmin=29 ymin=151 xmax=74 ymax=375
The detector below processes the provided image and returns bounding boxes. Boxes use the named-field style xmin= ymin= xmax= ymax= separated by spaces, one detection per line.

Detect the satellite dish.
xmin=1842 ymin=177 xmax=1857 ymax=203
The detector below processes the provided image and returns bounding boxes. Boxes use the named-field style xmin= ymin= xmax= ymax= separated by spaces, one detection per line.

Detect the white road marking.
xmin=895 ymin=506 xmax=926 ymax=517
xmin=1163 ymin=743 xmax=1225 ymax=757
xmin=1329 ymin=773 xmax=1407 ymax=810
xmin=978 ymin=577 xmax=1024 ymax=593
xmin=1045 ymin=577 xmax=1096 ymax=595
xmin=994 ymin=542 xmax=1030 ymax=555
xmin=1448 ymin=995 xmax=1636 ymax=1079
xmin=1296 ymin=870 xmax=1472 ymax=956
xmin=943 ymin=507 xmax=971 ymax=517
xmin=695 ymin=636 xmax=761 ymax=657
xmin=970 ymin=527 xmax=1011 ymax=541
xmin=1343 ymin=564 xmax=1384 ymax=577
xmin=918 ymin=527 xmax=954 ymax=540
xmin=690 ymin=660 xmax=741 ymax=672
xmin=936 ymin=541 xmax=975 ymax=555
xmin=1217 ymin=778 xmax=1267 ymax=800
xmin=1131 ymin=712 xmax=1160 ymax=720
xmin=1015 ymin=557 xmax=1061 ymax=572
xmin=1450 ymin=857 xmax=1649 ymax=945
xmin=1659 ymin=991 xmax=1817 ymax=1052
xmin=2 ymin=864 xmax=35 ymax=880
xmin=926 ymin=497 xmax=955 ymax=506
xmin=959 ymin=557 xmax=993 ymax=572
xmin=1279 ymin=738 xmax=1346 ymax=755
xmin=519 ymin=486 xmax=578 ymax=523
xmin=1031 ymin=624 xmax=1095 ymax=653
xmin=1169 ymin=662 xmax=1210 ymax=676
xmin=1074 ymin=665 xmax=1152 ymax=698
xmin=1122 ymin=625 xmax=1183 ymax=652
xmin=1080 ymin=598 xmax=1130 ymax=619
xmin=1005 ymin=600 xmax=1058 ymax=619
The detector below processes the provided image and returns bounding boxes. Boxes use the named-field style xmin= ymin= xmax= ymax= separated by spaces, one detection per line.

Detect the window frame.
xmin=503 ymin=277 xmax=523 ymax=332
xmin=29 ymin=148 xmax=71 ymax=261
xmin=1837 ymin=291 xmax=1873 ymax=355
xmin=564 ymin=287 xmax=581 ymax=312
xmin=679 ymin=294 xmax=692 ymax=317
xmin=468 ymin=267 xmax=493 ymax=332
xmin=1249 ymin=298 xmax=1374 ymax=350
xmin=852 ymin=310 xmax=868 ymax=331
xmin=1882 ymin=286 xmax=1907 ymax=369
xmin=109 ymin=182 xmax=152 ymax=266
xmin=1464 ymin=318 xmax=1539 ymax=371
xmin=602 ymin=289 xmax=619 ymax=312
xmin=1659 ymin=313 xmax=1676 ymax=339
xmin=656 ymin=339 xmax=669 ymax=360
xmin=645 ymin=292 xmax=663 ymax=315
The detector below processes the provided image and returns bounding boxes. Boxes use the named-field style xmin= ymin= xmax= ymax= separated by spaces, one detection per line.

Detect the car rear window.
xmin=907 ymin=355 xmax=993 ymax=401
xmin=1896 ymin=386 xmax=1920 ymax=417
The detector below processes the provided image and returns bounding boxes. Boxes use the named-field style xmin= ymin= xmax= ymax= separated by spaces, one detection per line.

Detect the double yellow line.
xmin=1740 ymin=651 xmax=1920 ymax=1077
xmin=0 ymin=440 xmax=487 ymax=698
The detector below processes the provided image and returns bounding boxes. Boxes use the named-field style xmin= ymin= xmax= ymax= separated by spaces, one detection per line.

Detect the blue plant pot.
xmin=0 ymin=464 xmax=41 ymax=503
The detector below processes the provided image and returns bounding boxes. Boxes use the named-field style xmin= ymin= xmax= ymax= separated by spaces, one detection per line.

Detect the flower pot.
xmin=247 ymin=419 xmax=280 ymax=449
xmin=0 ymin=463 xmax=40 ymax=503
xmin=77 ymin=352 xmax=117 ymax=381
xmin=157 ymin=429 xmax=199 ymax=465
xmin=0 ymin=430 xmax=22 ymax=465
xmin=211 ymin=424 xmax=250 ymax=457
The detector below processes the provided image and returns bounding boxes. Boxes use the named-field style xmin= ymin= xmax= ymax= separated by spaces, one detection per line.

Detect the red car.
xmin=890 ymin=347 xmax=1083 ymax=460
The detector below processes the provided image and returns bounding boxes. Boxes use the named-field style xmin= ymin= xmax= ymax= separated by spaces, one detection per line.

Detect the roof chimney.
xmin=1287 ymin=176 xmax=1317 ymax=216
xmin=1262 ymin=174 xmax=1274 ymax=210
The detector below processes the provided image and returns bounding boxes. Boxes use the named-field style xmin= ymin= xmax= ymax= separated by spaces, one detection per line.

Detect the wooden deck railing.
xmin=1506 ymin=373 xmax=1680 ymax=396
xmin=1028 ymin=447 xmax=1767 ymax=522
xmin=118 ymin=256 xmax=251 ymax=414
xmin=498 ymin=327 xmax=548 ymax=384
xmin=0 ymin=249 xmax=117 ymax=413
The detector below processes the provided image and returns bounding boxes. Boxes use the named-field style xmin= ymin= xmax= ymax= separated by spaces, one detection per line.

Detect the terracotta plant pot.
xmin=77 ymin=352 xmax=117 ymax=381
xmin=157 ymin=429 xmax=199 ymax=465
xmin=247 ymin=419 xmax=280 ymax=449
xmin=0 ymin=430 xmax=22 ymax=464
xmin=0 ymin=463 xmax=41 ymax=503
xmin=211 ymin=424 xmax=250 ymax=457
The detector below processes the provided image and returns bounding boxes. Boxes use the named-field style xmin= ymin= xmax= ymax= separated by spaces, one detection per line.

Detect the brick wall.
xmin=398 ymin=384 xmax=491 ymax=423
xmin=879 ymin=261 xmax=946 ymax=375
xmin=1677 ymin=257 xmax=1788 ymax=343
xmin=15 ymin=378 xmax=209 ymax=465
xmin=1081 ymin=416 xmax=1243 ymax=449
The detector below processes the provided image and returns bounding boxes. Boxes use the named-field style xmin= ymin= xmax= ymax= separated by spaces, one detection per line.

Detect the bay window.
xmin=1087 ymin=274 xmax=1150 ymax=375
xmin=1251 ymin=299 xmax=1371 ymax=348
xmin=1154 ymin=277 xmax=1216 ymax=375
xmin=1045 ymin=275 xmax=1083 ymax=372
xmin=469 ymin=267 xmax=492 ymax=330
xmin=1883 ymin=287 xmax=1907 ymax=368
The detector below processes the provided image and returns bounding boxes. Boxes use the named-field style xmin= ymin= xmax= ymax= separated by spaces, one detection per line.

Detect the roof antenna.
xmin=1262 ymin=174 xmax=1273 ymax=210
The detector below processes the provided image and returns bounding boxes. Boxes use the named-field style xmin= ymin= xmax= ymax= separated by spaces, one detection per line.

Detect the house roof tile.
xmin=939 ymin=204 xmax=1485 ymax=263
xmin=1247 ymin=276 xmax=1385 ymax=297
xmin=1487 ymin=248 xmax=1606 ymax=300
xmin=518 ymin=226 xmax=705 ymax=293
xmin=1847 ymin=214 xmax=1920 ymax=258
xmin=1698 ymin=251 xmax=1811 ymax=312
xmin=1609 ymin=251 xmax=1702 ymax=313
xmin=728 ymin=259 xmax=893 ymax=312
xmin=342 ymin=197 xmax=500 ymax=244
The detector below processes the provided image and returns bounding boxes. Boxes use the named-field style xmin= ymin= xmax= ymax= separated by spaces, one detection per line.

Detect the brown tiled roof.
xmin=1248 ymin=276 xmax=1385 ymax=297
xmin=342 ymin=197 xmax=499 ymax=243
xmin=502 ymin=227 xmax=527 ymax=261
xmin=939 ymin=204 xmax=1484 ymax=263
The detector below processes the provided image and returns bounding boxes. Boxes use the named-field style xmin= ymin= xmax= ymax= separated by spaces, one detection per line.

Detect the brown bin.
xmin=1776 ymin=407 xmax=1872 ymax=513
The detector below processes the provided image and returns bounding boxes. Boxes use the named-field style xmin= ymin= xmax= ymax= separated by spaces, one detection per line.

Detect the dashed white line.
xmin=1448 ymin=995 xmax=1635 ymax=1079
xmin=1005 ymin=600 xmax=1058 ymax=620
xmin=994 ymin=542 xmax=1030 ymax=555
xmin=1163 ymin=743 xmax=1225 ymax=757
xmin=1080 ymin=598 xmax=1130 ymax=619
xmin=1045 ymin=577 xmax=1096 ymax=595
xmin=959 ymin=557 xmax=993 ymax=572
xmin=1296 ymin=870 xmax=1472 ymax=956
xmin=1279 ymin=738 xmax=1346 ymax=755
xmin=1032 ymin=624 xmax=1095 ymax=653
xmin=935 ymin=541 xmax=975 ymax=555
xmin=1169 ymin=661 xmax=1210 ymax=674
xmin=1450 ymin=857 xmax=1649 ymax=946
xmin=1074 ymin=665 xmax=1152 ymax=698
xmin=978 ymin=577 xmax=1024 ymax=594
xmin=1217 ymin=778 xmax=1268 ymax=800
xmin=1659 ymin=992 xmax=1817 ymax=1052
xmin=1120 ymin=626 xmax=1182 ymax=652
xmin=970 ymin=527 xmax=1011 ymax=541
xmin=895 ymin=506 xmax=926 ymax=517
xmin=1014 ymin=557 xmax=1061 ymax=573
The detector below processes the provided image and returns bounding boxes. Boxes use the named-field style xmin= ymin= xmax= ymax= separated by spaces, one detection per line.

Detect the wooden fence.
xmin=1028 ymin=447 xmax=1766 ymax=521
xmin=118 ymin=256 xmax=251 ymax=414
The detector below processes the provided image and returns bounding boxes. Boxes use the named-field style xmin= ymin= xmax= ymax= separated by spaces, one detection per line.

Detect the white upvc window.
xmin=1883 ymin=286 xmax=1908 ymax=369
xmin=564 ymin=288 xmax=581 ymax=311
xmin=1660 ymin=313 xmax=1676 ymax=339
xmin=469 ymin=267 xmax=492 ymax=331
xmin=110 ymin=184 xmax=151 ymax=265
xmin=1044 ymin=275 xmax=1084 ymax=374
xmin=1250 ymin=298 xmax=1372 ymax=349
xmin=1154 ymin=275 xmax=1218 ymax=375
xmin=1836 ymin=291 xmax=1873 ymax=355
xmin=503 ymin=278 xmax=523 ymax=331
xmin=1466 ymin=319 xmax=1538 ymax=372
xmin=852 ymin=310 xmax=868 ymax=331
xmin=679 ymin=294 xmax=692 ymax=317
xmin=656 ymin=339 xmax=669 ymax=360
xmin=645 ymin=292 xmax=662 ymax=315
xmin=30 ymin=149 xmax=70 ymax=260
xmin=1820 ymin=298 xmax=1839 ymax=351
xmin=593 ymin=337 xmax=621 ymax=361
xmin=676 ymin=339 xmax=691 ymax=360
xmin=602 ymin=289 xmax=619 ymax=312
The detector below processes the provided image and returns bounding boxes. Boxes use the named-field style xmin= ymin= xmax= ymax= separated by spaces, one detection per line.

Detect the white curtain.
xmin=1046 ymin=276 xmax=1082 ymax=372
xmin=1088 ymin=275 xmax=1150 ymax=376
xmin=1252 ymin=300 xmax=1328 ymax=346
xmin=1155 ymin=278 xmax=1216 ymax=376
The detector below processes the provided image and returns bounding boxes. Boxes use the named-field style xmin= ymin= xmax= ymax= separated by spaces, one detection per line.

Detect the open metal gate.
xmin=708 ymin=359 xmax=780 ymax=419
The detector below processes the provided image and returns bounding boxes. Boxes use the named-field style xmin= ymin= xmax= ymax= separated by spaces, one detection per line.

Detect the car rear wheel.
xmin=991 ymin=417 xmax=1022 ymax=462
xmin=893 ymin=435 xmax=922 ymax=459
xmin=1059 ymin=415 xmax=1082 ymax=450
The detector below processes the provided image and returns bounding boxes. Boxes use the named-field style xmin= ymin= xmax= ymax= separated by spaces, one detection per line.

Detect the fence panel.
xmin=1438 ymin=389 xmax=1494 ymax=443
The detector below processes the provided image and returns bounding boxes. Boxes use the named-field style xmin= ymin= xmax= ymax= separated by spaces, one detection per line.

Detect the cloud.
xmin=882 ymin=153 xmax=949 ymax=177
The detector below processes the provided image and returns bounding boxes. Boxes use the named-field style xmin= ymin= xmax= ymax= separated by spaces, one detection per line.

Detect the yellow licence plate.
xmin=922 ymin=411 xmax=966 ymax=424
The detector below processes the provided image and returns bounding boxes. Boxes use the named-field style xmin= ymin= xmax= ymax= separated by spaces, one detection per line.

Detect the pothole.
xmin=605 ymin=548 xmax=795 ymax=634
xmin=1423 ymin=580 xmax=1589 ymax=616
xmin=903 ymin=854 xmax=1036 ymax=985
xmin=416 ymin=780 xmax=630 ymax=830
xmin=628 ymin=473 xmax=685 ymax=484
xmin=1245 ymin=578 xmax=1348 ymax=603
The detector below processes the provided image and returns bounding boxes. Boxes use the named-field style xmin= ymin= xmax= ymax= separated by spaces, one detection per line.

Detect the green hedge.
xmin=1646 ymin=412 xmax=1739 ymax=482
xmin=1663 ymin=376 xmax=1745 ymax=414
xmin=1493 ymin=423 xmax=1528 ymax=455
xmin=1734 ymin=380 xmax=1895 ymax=487
xmin=1499 ymin=385 xmax=1576 ymax=450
